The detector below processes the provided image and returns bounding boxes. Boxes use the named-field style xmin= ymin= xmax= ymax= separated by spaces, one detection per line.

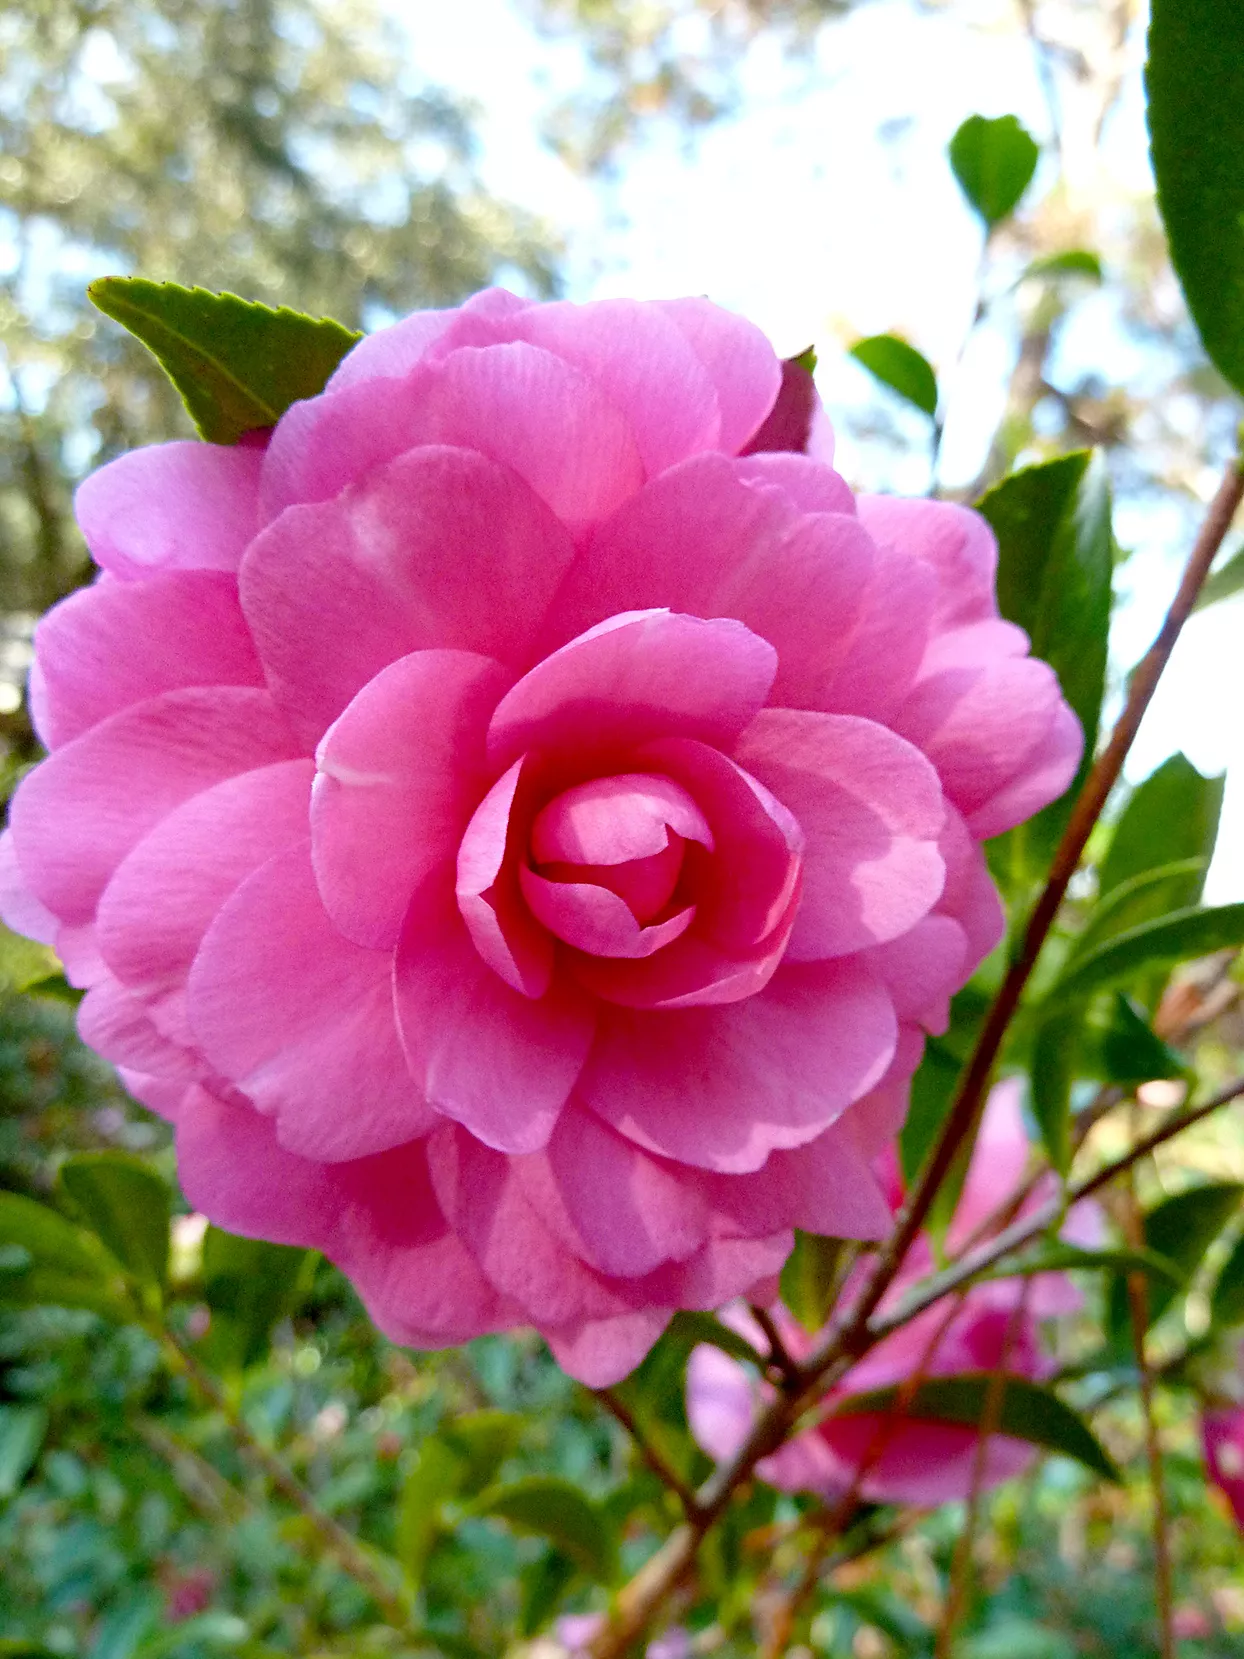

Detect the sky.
xmin=407 ymin=0 xmax=1244 ymax=903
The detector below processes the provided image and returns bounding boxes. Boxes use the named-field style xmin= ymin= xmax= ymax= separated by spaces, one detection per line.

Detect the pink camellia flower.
xmin=0 ymin=289 xmax=1080 ymax=1384
xmin=688 ymin=1081 xmax=1096 ymax=1504
xmin=1203 ymin=1407 xmax=1244 ymax=1530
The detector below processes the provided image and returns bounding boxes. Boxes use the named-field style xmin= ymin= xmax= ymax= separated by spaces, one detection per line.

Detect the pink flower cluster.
xmin=688 ymin=1082 xmax=1095 ymax=1505
xmin=1 ymin=290 xmax=1079 ymax=1382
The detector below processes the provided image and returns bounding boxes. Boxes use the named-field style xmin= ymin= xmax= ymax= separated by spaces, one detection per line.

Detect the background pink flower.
xmin=688 ymin=1081 xmax=1097 ymax=1505
xmin=0 ymin=290 xmax=1080 ymax=1383
xmin=1203 ymin=1407 xmax=1244 ymax=1530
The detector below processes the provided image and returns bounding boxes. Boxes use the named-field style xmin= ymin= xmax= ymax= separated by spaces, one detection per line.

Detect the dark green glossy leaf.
xmin=59 ymin=1153 xmax=171 ymax=1291
xmin=440 ymin=1410 xmax=523 ymax=1497
xmin=1110 ymin=1181 xmax=1244 ymax=1335
xmin=200 ymin=1227 xmax=315 ymax=1369
xmin=1210 ymin=1232 xmax=1244 ymax=1329
xmin=0 ymin=1191 xmax=133 ymax=1320
xmin=828 ymin=1373 xmax=1118 ymax=1480
xmin=88 ymin=278 xmax=361 ymax=443
xmin=949 ymin=114 xmax=1040 ymax=228
xmin=470 ymin=1476 xmax=617 ymax=1581
xmin=979 ymin=451 xmax=1113 ymax=870
xmin=664 ymin=1310 xmax=761 ymax=1366
xmin=1147 ymin=0 xmax=1244 ymax=394
xmin=1047 ymin=903 xmax=1244 ymax=1010
xmin=1098 ymin=994 xmax=1186 ymax=1084
xmin=899 ymin=983 xmax=991 ymax=1185
xmin=0 ymin=1404 xmax=48 ymax=1499
xmin=1077 ymin=859 xmax=1210 ymax=963
xmin=1030 ymin=1014 xmax=1076 ymax=1175
xmin=607 ymin=1317 xmax=718 ymax=1489
xmin=397 ymin=1437 xmax=465 ymax=1586
xmin=1017 ymin=250 xmax=1103 ymax=287
xmin=981 ymin=1244 xmax=1183 ymax=1286
xmin=1097 ymin=752 xmax=1222 ymax=914
xmin=1194 ymin=543 xmax=1244 ymax=612
xmin=849 ymin=333 xmax=938 ymax=416
xmin=781 ymin=1231 xmax=848 ymax=1334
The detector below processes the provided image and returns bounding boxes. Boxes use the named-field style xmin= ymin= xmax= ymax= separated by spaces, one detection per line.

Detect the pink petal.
xmin=395 ymin=876 xmax=595 ymax=1154
xmin=857 ymin=495 xmax=999 ymax=628
xmin=893 ymin=636 xmax=1075 ymax=827
xmin=9 ymin=687 xmax=301 ymax=925
xmin=965 ymin=699 xmax=1083 ymax=839
xmin=351 ymin=1229 xmax=521 ymax=1349
xmin=741 ymin=358 xmax=824 ymax=457
xmin=401 ymin=342 xmax=645 ymax=532
xmin=487 ymin=611 xmax=777 ymax=772
xmin=864 ymin=915 xmax=968 ymax=1034
xmin=686 ymin=1342 xmax=760 ymax=1464
xmin=312 ymin=650 xmax=512 ymax=950
xmin=818 ymin=1416 xmax=1034 ymax=1506
xmin=736 ymin=710 xmax=946 ymax=959
xmin=187 ymin=843 xmax=435 ymax=1160
xmin=506 ymin=298 xmax=721 ymax=474
xmin=531 ymin=773 xmax=712 ymax=865
xmin=0 ymin=832 xmax=58 ymax=944
xmin=546 ymin=1312 xmax=673 ymax=1387
xmin=815 ymin=540 xmax=938 ymax=724
xmin=934 ymin=806 xmax=1005 ymax=970
xmin=568 ymin=908 xmax=796 ymax=1010
xmin=96 ymin=759 xmax=313 ymax=1009
xmin=176 ymin=1086 xmax=344 ymax=1247
xmin=655 ymin=297 xmax=783 ymax=454
xmin=733 ymin=452 xmax=856 ymax=514
xmin=579 ymin=958 xmax=897 ymax=1173
xmin=241 ymin=445 xmax=574 ymax=745
xmin=456 ymin=757 xmax=554 ymax=998
xmin=78 ymin=976 xmax=206 ymax=1084
xmin=636 ymin=737 xmax=802 ymax=955
xmin=517 ymin=1105 xmax=710 ymax=1277
xmin=324 ymin=287 xmax=530 ymax=391
xmin=520 ymin=867 xmax=696 ymax=958
xmin=702 ymin=1121 xmax=895 ymax=1242
xmin=946 ymin=1077 xmax=1032 ymax=1252
xmin=75 ymin=442 xmax=264 ymax=578
xmin=34 ymin=572 xmax=264 ymax=750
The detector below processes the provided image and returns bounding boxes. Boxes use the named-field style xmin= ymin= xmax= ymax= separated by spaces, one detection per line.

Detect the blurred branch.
xmin=596 ymin=1387 xmax=702 ymax=1516
xmin=157 ymin=1321 xmax=414 ymax=1630
xmin=750 ymin=1304 xmax=801 ymax=1390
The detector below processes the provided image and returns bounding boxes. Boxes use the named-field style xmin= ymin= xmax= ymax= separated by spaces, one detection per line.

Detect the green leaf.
xmin=0 ymin=924 xmax=60 ymax=994
xmin=980 ymin=1244 xmax=1183 ymax=1286
xmin=1047 ymin=902 xmax=1244 ymax=1010
xmin=664 ymin=1310 xmax=762 ymax=1366
xmin=1098 ymin=752 xmax=1223 ymax=914
xmin=789 ymin=345 xmax=817 ymax=374
xmin=949 ymin=114 xmax=1040 ymax=229
xmin=1076 ymin=859 xmax=1211 ymax=965
xmin=1210 ymin=1232 xmax=1244 ymax=1329
xmin=1194 ymin=544 xmax=1244 ymax=612
xmin=848 ymin=334 xmax=938 ymax=416
xmin=979 ymin=451 xmax=1113 ymax=869
xmin=1147 ymin=0 xmax=1244 ymax=395
xmin=440 ymin=1410 xmax=523 ymax=1498
xmin=88 ymin=278 xmax=361 ymax=444
xmin=58 ymin=1153 xmax=171 ymax=1291
xmin=1030 ymin=1016 xmax=1076 ymax=1175
xmin=200 ymin=1227 xmax=315 ymax=1369
xmin=1098 ymin=994 xmax=1186 ymax=1084
xmin=0 ymin=1404 xmax=48 ymax=1499
xmin=397 ymin=1436 xmax=466 ymax=1586
xmin=780 ymin=1231 xmax=848 ymax=1333
xmin=1110 ymin=1181 xmax=1244 ymax=1334
xmin=470 ymin=1476 xmax=617 ymax=1581
xmin=828 ymin=1373 xmax=1118 ymax=1481
xmin=0 ymin=1191 xmax=133 ymax=1320
xmin=607 ymin=1319 xmax=717 ymax=1489
xmin=1016 ymin=250 xmax=1103 ymax=287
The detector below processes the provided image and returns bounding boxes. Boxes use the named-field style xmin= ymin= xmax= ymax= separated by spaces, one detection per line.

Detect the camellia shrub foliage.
xmin=3 ymin=1 xmax=1244 ymax=1655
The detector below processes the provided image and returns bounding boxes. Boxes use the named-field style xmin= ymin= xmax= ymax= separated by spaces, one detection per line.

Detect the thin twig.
xmin=934 ymin=1286 xmax=1032 ymax=1659
xmin=1122 ymin=1138 xmax=1176 ymax=1659
xmin=597 ymin=1387 xmax=701 ymax=1517
xmin=158 ymin=1323 xmax=413 ymax=1629
xmin=750 ymin=1305 xmax=801 ymax=1389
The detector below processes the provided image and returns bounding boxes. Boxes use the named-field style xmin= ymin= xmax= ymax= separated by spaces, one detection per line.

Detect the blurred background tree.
xmin=0 ymin=0 xmax=557 ymax=690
